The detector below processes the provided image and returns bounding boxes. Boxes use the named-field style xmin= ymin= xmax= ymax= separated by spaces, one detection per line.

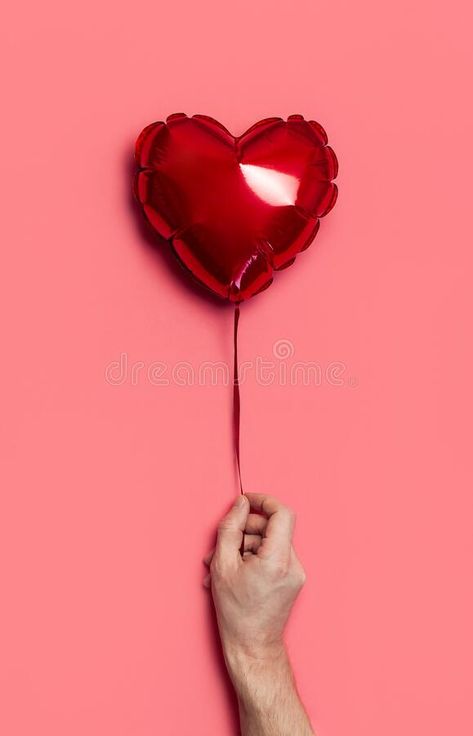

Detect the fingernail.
xmin=237 ymin=495 xmax=247 ymax=508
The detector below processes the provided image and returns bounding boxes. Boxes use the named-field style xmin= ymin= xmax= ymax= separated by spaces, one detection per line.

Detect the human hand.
xmin=204 ymin=494 xmax=313 ymax=735
xmin=203 ymin=493 xmax=306 ymax=663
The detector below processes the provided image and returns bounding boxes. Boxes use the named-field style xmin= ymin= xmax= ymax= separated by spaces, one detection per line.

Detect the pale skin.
xmin=204 ymin=493 xmax=315 ymax=736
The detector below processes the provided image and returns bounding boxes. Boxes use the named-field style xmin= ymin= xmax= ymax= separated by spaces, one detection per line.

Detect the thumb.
xmin=214 ymin=495 xmax=249 ymax=568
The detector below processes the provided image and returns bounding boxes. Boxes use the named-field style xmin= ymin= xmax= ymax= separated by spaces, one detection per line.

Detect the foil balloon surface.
xmin=134 ymin=114 xmax=338 ymax=302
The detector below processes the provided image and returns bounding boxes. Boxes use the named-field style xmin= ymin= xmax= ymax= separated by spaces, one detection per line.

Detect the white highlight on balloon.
xmin=239 ymin=164 xmax=299 ymax=206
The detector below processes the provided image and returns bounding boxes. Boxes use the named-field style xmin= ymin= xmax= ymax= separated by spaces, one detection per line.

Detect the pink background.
xmin=1 ymin=1 xmax=473 ymax=734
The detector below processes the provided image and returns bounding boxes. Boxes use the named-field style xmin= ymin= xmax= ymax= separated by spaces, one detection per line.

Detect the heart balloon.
xmin=134 ymin=114 xmax=338 ymax=302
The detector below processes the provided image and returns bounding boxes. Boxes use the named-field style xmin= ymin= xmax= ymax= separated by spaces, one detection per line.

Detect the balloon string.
xmin=233 ymin=303 xmax=243 ymax=495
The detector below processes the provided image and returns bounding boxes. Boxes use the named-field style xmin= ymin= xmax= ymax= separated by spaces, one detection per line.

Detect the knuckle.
xmin=269 ymin=557 xmax=290 ymax=578
xmin=285 ymin=506 xmax=296 ymax=521
xmin=292 ymin=565 xmax=306 ymax=588
xmin=278 ymin=505 xmax=295 ymax=524
xmin=217 ymin=519 xmax=234 ymax=535
xmin=297 ymin=568 xmax=307 ymax=586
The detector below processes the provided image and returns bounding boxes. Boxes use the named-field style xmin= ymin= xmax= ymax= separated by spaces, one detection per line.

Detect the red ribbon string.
xmin=233 ymin=304 xmax=243 ymax=494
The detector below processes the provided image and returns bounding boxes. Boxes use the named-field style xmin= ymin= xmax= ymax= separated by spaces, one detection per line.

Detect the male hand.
xmin=204 ymin=493 xmax=314 ymax=736
xmin=204 ymin=493 xmax=306 ymax=660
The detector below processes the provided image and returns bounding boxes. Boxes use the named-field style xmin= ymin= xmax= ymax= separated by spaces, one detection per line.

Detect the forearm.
xmin=223 ymin=643 xmax=314 ymax=736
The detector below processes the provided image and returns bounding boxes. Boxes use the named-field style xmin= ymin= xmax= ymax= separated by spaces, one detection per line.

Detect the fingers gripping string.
xmin=233 ymin=304 xmax=243 ymax=495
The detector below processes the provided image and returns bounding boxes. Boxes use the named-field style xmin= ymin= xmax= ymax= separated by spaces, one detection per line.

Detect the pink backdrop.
xmin=1 ymin=1 xmax=473 ymax=734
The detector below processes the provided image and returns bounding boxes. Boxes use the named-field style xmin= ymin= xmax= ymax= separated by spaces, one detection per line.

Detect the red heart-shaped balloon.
xmin=134 ymin=114 xmax=338 ymax=302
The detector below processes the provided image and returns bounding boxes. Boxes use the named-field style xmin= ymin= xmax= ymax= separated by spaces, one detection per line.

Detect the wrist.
xmin=222 ymin=636 xmax=289 ymax=692
xmin=223 ymin=637 xmax=286 ymax=668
